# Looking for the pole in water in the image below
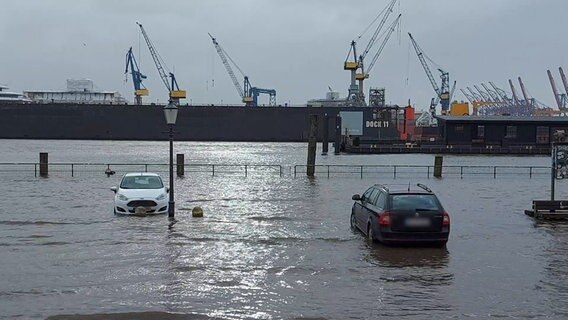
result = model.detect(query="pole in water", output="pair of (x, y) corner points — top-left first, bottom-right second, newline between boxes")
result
(39, 152), (48, 177)
(322, 113), (329, 155)
(307, 114), (318, 177)
(334, 115), (342, 155)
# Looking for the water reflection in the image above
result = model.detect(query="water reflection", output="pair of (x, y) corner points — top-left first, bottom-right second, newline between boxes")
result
(367, 244), (450, 268)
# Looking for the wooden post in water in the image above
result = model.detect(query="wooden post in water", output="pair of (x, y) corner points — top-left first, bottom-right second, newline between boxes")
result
(334, 115), (342, 155)
(322, 113), (329, 155)
(176, 153), (184, 177)
(434, 155), (443, 178)
(39, 152), (48, 177)
(307, 114), (318, 177)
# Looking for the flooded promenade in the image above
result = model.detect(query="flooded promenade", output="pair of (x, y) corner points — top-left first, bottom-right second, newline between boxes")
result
(0, 140), (567, 319)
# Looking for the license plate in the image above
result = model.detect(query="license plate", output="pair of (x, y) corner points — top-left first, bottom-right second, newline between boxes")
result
(405, 217), (431, 227)
(134, 207), (147, 214)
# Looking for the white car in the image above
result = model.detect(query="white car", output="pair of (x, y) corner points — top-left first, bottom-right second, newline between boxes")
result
(111, 172), (169, 215)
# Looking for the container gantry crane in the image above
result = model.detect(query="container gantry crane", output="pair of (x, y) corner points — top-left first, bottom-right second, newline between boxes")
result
(209, 33), (276, 107)
(344, 0), (398, 107)
(125, 47), (149, 105)
(137, 22), (186, 104)
(408, 33), (451, 116)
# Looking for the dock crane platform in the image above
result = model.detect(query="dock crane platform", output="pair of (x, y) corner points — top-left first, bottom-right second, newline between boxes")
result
(344, 0), (398, 107)
(209, 33), (276, 107)
(137, 22), (186, 104)
(125, 47), (149, 105)
(409, 33), (451, 116)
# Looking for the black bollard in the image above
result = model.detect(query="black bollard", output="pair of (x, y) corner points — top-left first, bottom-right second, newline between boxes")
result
(434, 155), (443, 178)
(307, 114), (318, 177)
(334, 115), (342, 155)
(176, 153), (184, 177)
(39, 152), (48, 177)
(322, 113), (329, 155)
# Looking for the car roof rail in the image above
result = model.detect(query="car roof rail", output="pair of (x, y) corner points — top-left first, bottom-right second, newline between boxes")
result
(416, 183), (432, 193)
(374, 184), (389, 192)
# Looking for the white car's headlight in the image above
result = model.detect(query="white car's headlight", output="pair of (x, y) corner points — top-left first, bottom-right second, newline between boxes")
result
(155, 193), (166, 201)
(117, 193), (129, 201)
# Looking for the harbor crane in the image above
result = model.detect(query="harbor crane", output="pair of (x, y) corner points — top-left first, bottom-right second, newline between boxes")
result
(344, 0), (398, 107)
(409, 33), (451, 116)
(547, 69), (568, 112)
(137, 22), (186, 104)
(125, 47), (149, 105)
(209, 33), (276, 107)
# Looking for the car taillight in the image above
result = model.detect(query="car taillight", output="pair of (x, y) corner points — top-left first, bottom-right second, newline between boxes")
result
(379, 211), (391, 226)
(443, 212), (450, 225)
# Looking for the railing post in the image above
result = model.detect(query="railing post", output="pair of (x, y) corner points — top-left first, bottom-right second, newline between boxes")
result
(294, 166), (297, 178)
(460, 166), (463, 179)
(394, 166), (397, 179)
(328, 165), (330, 178)
(530, 167), (533, 179)
(71, 164), (74, 177)
(494, 166), (497, 179)
(245, 165), (248, 177)
(279, 166), (282, 177)
(212, 165), (215, 177)
(34, 163), (37, 177)
(427, 166), (430, 179)
(145, 164), (148, 172)
(360, 165), (363, 179)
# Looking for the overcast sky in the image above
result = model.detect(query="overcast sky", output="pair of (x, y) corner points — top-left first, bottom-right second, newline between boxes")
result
(1, 0), (567, 110)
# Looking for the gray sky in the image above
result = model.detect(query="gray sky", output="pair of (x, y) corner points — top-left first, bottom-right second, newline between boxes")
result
(1, 0), (567, 110)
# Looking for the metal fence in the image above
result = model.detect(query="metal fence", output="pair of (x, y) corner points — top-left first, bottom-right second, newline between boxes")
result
(0, 162), (552, 179)
(293, 164), (551, 179)
(0, 163), (284, 178)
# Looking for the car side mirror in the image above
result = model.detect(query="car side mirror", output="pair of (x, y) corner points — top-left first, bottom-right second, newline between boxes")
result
(352, 194), (361, 201)
(110, 186), (117, 193)
(165, 187), (170, 193)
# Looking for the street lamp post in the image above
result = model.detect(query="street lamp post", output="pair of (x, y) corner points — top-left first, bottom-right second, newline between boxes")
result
(163, 100), (179, 220)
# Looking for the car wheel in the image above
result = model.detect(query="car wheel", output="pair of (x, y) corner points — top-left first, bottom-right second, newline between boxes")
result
(367, 224), (375, 243)
(350, 213), (357, 231)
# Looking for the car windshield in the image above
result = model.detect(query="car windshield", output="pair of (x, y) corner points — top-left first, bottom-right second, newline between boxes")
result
(120, 176), (163, 189)
(391, 194), (441, 211)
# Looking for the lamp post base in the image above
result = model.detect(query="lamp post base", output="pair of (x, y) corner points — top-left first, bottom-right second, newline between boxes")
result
(168, 201), (175, 219)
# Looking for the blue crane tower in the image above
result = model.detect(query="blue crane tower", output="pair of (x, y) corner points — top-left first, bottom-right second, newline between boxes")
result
(409, 33), (451, 116)
(137, 22), (186, 104)
(209, 33), (276, 107)
(125, 47), (148, 105)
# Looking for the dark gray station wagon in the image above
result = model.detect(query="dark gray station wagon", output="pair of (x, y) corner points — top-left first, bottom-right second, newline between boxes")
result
(351, 183), (450, 246)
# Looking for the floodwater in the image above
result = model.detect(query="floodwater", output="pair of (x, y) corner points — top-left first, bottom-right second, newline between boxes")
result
(0, 140), (567, 319)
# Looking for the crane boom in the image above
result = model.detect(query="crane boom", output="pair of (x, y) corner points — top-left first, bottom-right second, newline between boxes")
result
(409, 33), (440, 96)
(559, 67), (568, 96)
(366, 14), (401, 74)
(360, 0), (398, 62)
(518, 77), (531, 109)
(125, 47), (148, 105)
(209, 33), (245, 99)
(548, 69), (562, 109)
(137, 22), (170, 91)
(508, 79), (520, 106)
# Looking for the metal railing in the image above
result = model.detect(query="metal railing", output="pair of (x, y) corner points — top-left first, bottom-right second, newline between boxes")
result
(293, 164), (551, 179)
(0, 163), (283, 178)
(0, 162), (552, 179)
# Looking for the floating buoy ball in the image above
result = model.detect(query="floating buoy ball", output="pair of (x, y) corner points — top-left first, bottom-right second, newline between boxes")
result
(192, 206), (204, 218)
